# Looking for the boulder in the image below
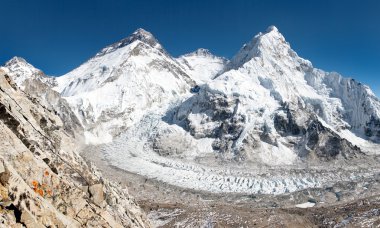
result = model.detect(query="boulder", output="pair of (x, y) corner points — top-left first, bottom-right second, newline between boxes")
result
(89, 184), (105, 207)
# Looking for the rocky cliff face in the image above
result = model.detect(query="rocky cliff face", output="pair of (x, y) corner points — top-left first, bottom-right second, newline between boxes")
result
(0, 69), (150, 227)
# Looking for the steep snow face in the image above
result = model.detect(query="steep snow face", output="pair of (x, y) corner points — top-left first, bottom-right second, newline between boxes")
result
(177, 48), (228, 84)
(306, 70), (380, 139)
(3, 57), (56, 89)
(55, 29), (194, 143)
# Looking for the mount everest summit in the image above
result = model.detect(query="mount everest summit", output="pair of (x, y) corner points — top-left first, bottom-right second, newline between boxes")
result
(2, 25), (380, 226)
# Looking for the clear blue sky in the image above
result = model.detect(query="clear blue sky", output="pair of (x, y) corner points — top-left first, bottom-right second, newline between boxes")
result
(2, 0), (380, 96)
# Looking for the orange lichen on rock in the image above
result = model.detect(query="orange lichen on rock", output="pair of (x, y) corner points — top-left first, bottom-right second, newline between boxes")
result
(32, 180), (39, 188)
(37, 188), (44, 197)
(44, 170), (49, 176)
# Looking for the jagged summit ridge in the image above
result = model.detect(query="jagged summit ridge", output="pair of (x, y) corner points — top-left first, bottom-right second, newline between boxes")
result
(95, 28), (164, 57)
(2, 56), (54, 90)
(5, 56), (29, 66)
(4, 56), (39, 73)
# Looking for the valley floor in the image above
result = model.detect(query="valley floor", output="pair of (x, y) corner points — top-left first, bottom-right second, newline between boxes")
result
(82, 146), (380, 227)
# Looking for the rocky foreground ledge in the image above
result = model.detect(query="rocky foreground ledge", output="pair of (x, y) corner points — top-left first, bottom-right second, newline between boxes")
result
(0, 69), (150, 227)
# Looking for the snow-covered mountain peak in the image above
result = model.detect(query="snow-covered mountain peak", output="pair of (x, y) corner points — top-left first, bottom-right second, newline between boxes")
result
(266, 25), (279, 33)
(54, 28), (196, 143)
(228, 25), (291, 69)
(95, 28), (164, 57)
(130, 28), (160, 47)
(164, 25), (380, 167)
(133, 27), (153, 37)
(5, 56), (38, 73)
(184, 48), (214, 57)
(181, 48), (228, 62)
(2, 56), (51, 89)
(177, 49), (228, 84)
(261, 25), (284, 41)
(180, 48), (228, 62)
(5, 56), (28, 66)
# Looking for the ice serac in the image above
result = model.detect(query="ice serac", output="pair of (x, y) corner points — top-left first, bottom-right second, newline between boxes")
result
(55, 28), (194, 143)
(177, 48), (228, 84)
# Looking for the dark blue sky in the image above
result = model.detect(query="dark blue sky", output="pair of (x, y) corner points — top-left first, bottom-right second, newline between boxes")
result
(2, 0), (380, 95)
